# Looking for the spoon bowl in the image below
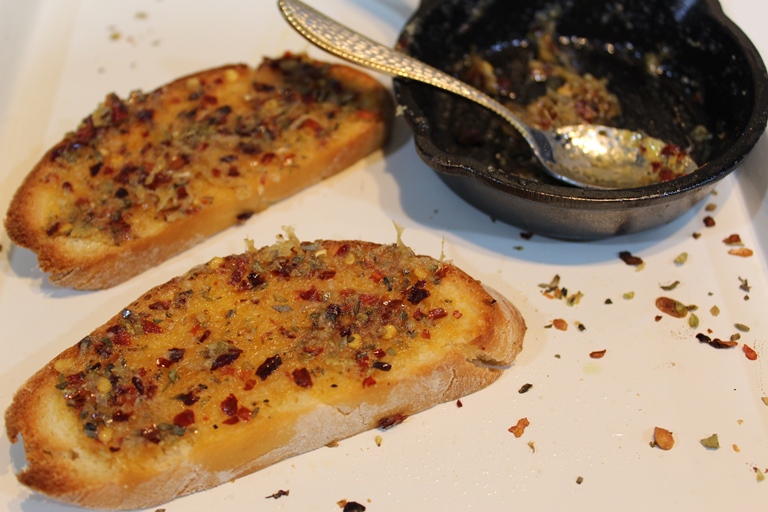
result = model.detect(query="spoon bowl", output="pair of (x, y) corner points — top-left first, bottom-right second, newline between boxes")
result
(277, 0), (696, 189)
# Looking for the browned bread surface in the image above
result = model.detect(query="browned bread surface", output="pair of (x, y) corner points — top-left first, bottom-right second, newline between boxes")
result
(5, 235), (526, 510)
(4, 53), (393, 289)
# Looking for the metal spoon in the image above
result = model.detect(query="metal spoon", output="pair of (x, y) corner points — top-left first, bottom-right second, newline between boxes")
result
(277, 0), (698, 189)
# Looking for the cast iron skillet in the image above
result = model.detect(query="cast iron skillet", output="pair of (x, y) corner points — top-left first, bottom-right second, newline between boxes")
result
(393, 0), (768, 239)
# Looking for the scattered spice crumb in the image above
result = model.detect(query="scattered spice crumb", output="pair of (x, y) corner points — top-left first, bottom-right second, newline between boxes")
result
(554, 354), (561, 359)
(656, 297), (688, 318)
(605, 298), (613, 304)
(508, 417), (530, 438)
(340, 500), (366, 512)
(703, 215), (716, 227)
(731, 333), (742, 342)
(674, 252), (688, 265)
(729, 248), (754, 257)
(696, 333), (738, 349)
(518, 383), (533, 394)
(700, 434), (720, 449)
(589, 350), (607, 359)
(734, 323), (751, 332)
(619, 251), (643, 266)
(623, 291), (635, 300)
(689, 313), (699, 328)
(733, 444), (741, 452)
(739, 277), (751, 292)
(513, 246), (524, 251)
(660, 280), (681, 291)
(755, 468), (765, 483)
(705, 203), (717, 211)
(761, 397), (768, 406)
(710, 305), (720, 316)
(456, 399), (463, 408)
(520, 232), (534, 240)
(135, 11), (148, 19)
(576, 322), (586, 331)
(654, 315), (662, 322)
(743, 344), (758, 361)
(576, 476), (584, 485)
(652, 426), (675, 450)
(326, 440), (339, 447)
(527, 441), (536, 453)
(552, 319), (568, 331)
(723, 234), (743, 246)
(374, 435), (383, 447)
(266, 490), (290, 499)
(692, 232), (702, 239)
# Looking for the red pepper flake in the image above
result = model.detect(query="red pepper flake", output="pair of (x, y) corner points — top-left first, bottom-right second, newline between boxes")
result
(335, 244), (351, 257)
(696, 333), (738, 349)
(298, 285), (323, 301)
(421, 329), (431, 339)
(362, 376), (376, 388)
(456, 399), (463, 408)
(265, 490), (290, 500)
(655, 297), (688, 318)
(223, 416), (239, 425)
(722, 234), (743, 245)
(174, 391), (200, 406)
(744, 344), (758, 361)
(369, 270), (385, 283)
(405, 280), (430, 305)
(453, 310), (463, 319)
(198, 329), (212, 344)
(728, 248), (754, 257)
(141, 425), (162, 444)
(703, 216), (716, 227)
(552, 318), (568, 331)
(173, 410), (195, 428)
(142, 319), (163, 334)
(211, 346), (243, 371)
(236, 406), (253, 422)
(243, 379), (256, 391)
(378, 413), (407, 429)
(292, 368), (313, 388)
(112, 410), (132, 422)
(427, 308), (448, 319)
(106, 325), (132, 346)
(256, 354), (283, 380)
(589, 349), (607, 359)
(221, 393), (239, 416)
(619, 251), (643, 266)
(372, 361), (392, 371)
(508, 417), (530, 438)
(148, 300), (171, 311)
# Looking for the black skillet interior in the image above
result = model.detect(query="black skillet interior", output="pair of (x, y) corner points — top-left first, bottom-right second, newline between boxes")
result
(393, 0), (768, 238)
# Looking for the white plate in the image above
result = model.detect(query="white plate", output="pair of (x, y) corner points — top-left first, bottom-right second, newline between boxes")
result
(1, 1), (767, 510)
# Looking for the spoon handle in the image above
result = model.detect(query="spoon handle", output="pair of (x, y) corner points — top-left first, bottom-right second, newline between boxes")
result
(277, 0), (536, 147)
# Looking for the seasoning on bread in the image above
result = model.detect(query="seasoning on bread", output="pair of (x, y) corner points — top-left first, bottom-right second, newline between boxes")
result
(5, 233), (526, 510)
(4, 53), (393, 289)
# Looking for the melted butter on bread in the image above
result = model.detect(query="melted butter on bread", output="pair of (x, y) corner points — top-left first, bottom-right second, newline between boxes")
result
(5, 236), (525, 510)
(4, 53), (392, 289)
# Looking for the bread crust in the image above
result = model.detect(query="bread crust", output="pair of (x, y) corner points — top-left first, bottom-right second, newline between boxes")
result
(5, 237), (525, 509)
(4, 54), (393, 289)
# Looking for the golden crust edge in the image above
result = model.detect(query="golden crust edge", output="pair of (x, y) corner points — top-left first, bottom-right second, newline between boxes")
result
(3, 59), (393, 290)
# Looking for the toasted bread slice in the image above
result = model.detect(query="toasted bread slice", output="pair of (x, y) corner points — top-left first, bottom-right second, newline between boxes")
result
(5, 234), (525, 510)
(4, 53), (392, 289)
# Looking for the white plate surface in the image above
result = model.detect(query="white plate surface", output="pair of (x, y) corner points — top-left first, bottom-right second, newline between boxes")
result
(1, 1), (768, 510)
